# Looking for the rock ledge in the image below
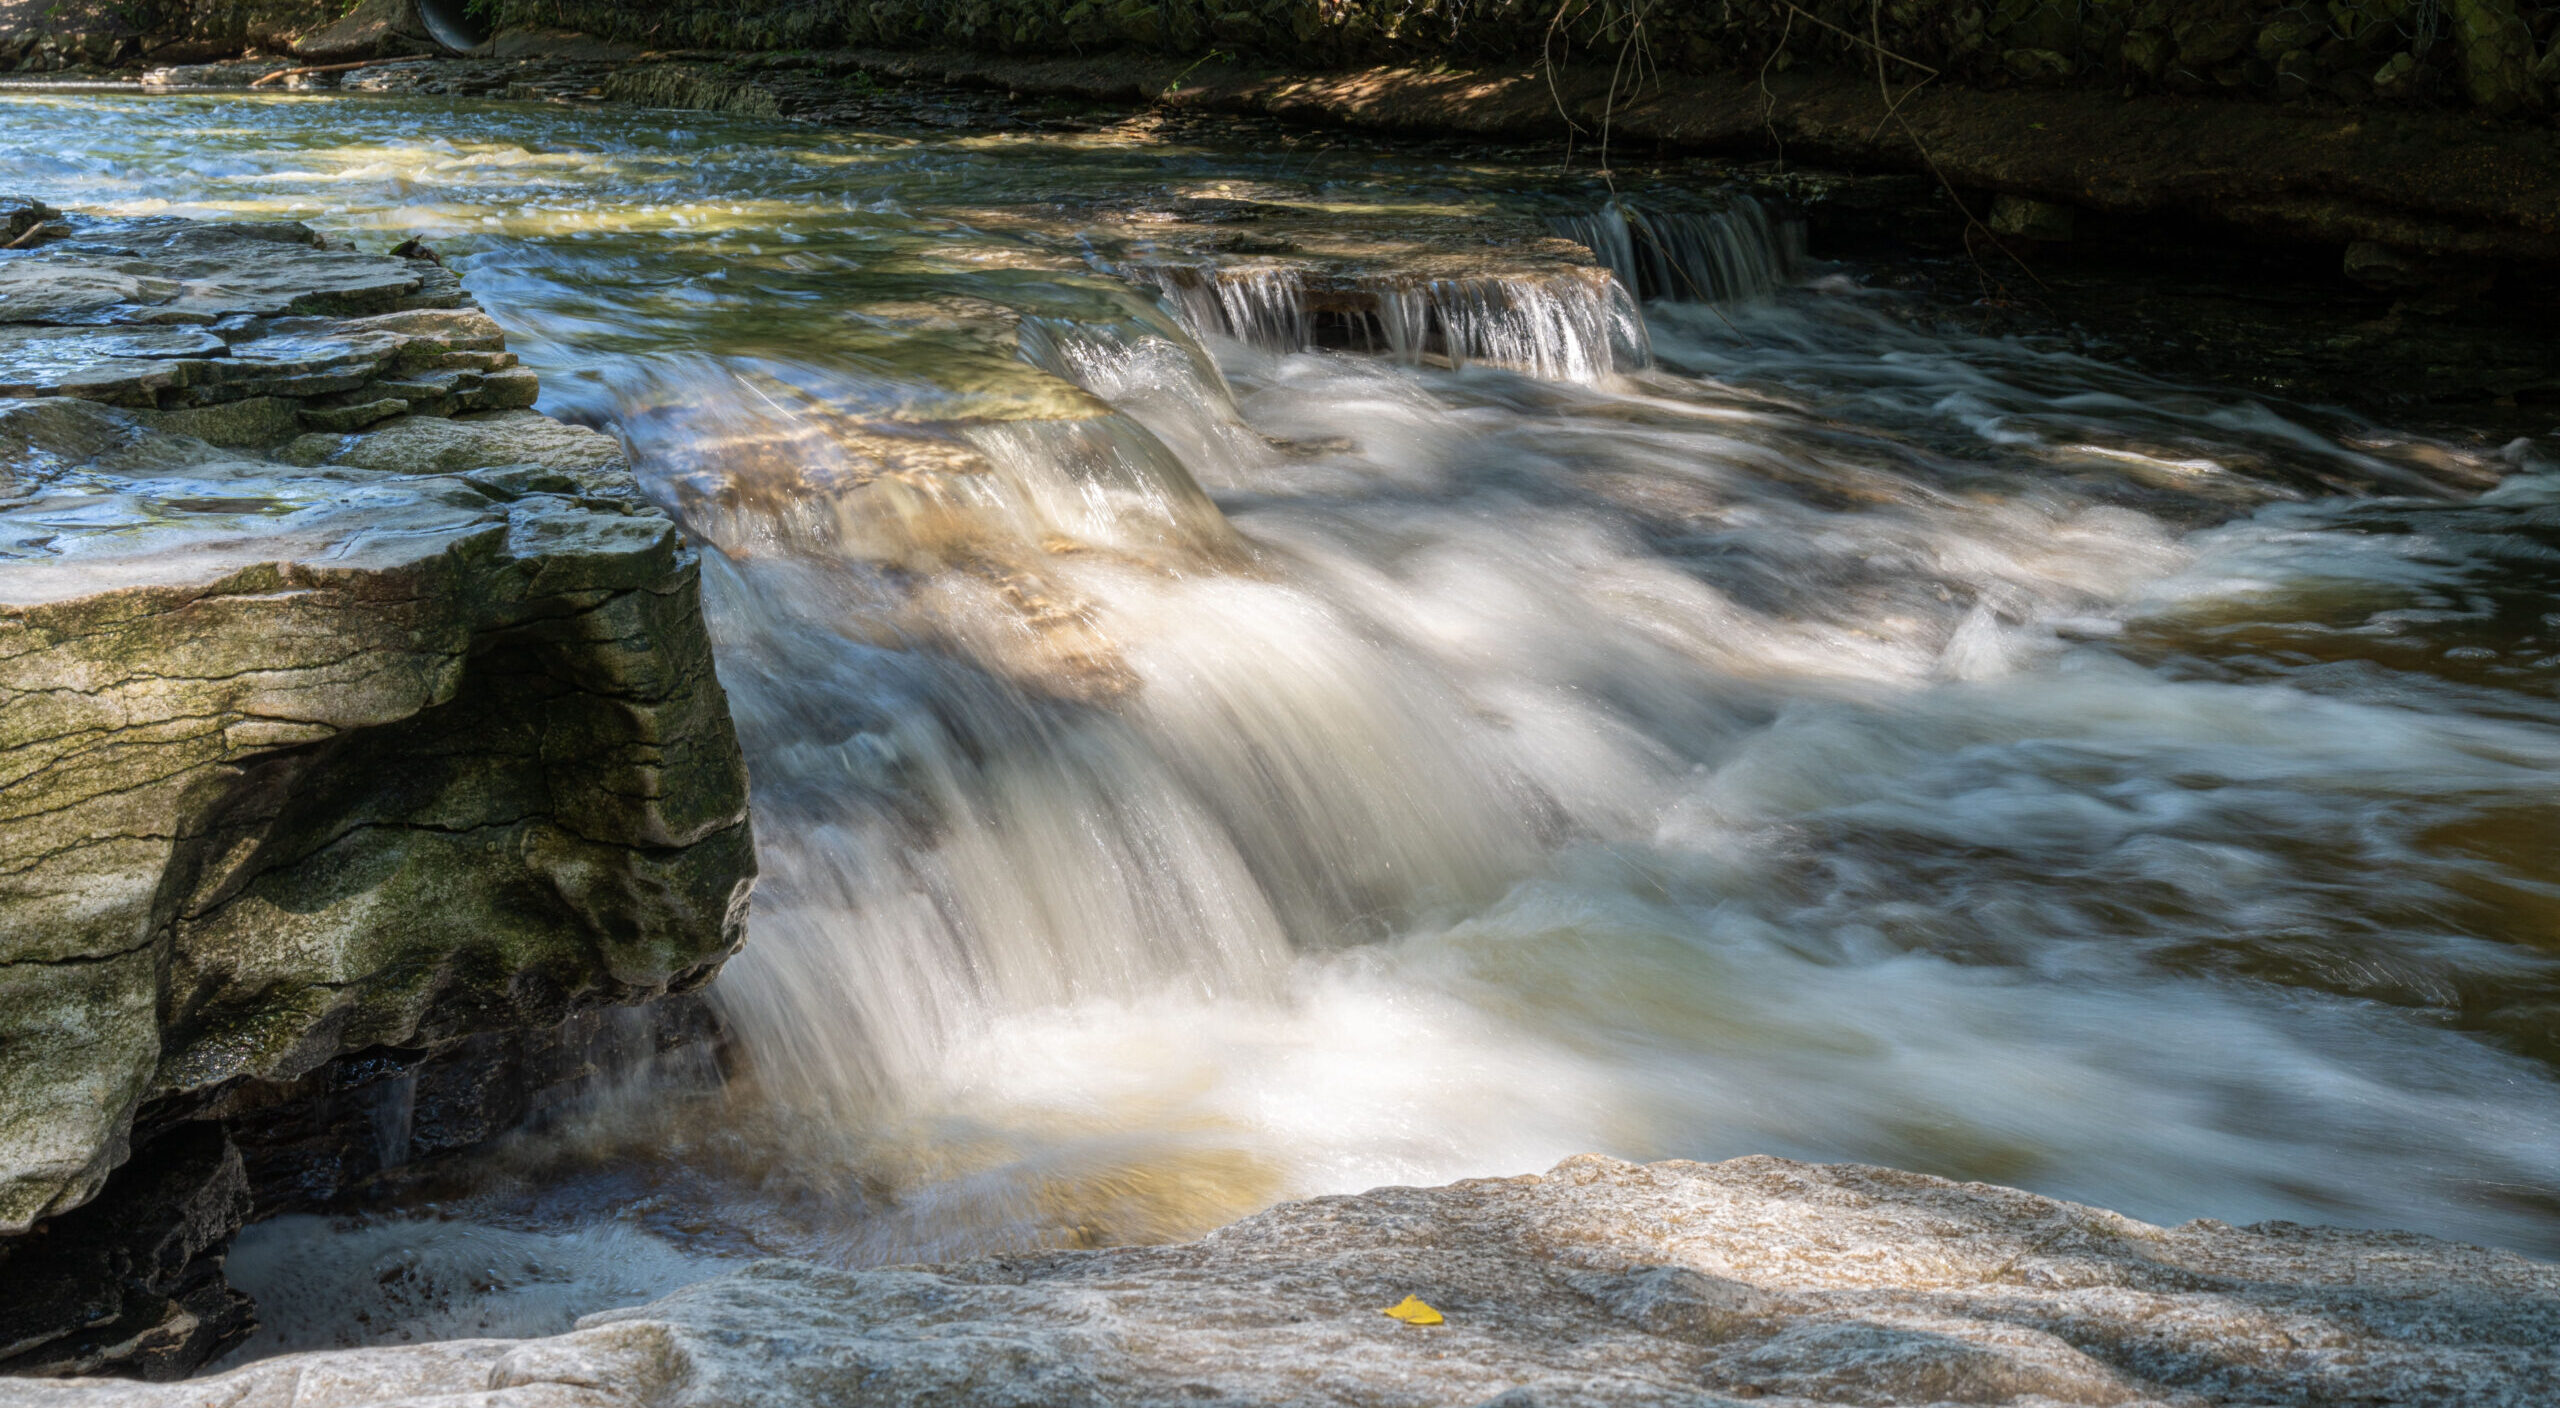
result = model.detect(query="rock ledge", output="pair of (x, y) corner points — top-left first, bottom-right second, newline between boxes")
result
(0, 201), (754, 1377)
(9, 1155), (2557, 1406)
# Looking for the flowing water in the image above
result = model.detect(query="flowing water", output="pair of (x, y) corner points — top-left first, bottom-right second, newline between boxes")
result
(5, 87), (2559, 1356)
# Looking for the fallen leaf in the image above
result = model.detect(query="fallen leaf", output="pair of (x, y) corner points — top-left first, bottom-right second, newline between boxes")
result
(1381, 1295), (1444, 1326)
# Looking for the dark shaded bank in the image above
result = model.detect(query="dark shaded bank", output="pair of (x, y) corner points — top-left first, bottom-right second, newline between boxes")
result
(675, 45), (2560, 266)
(489, 0), (2560, 120)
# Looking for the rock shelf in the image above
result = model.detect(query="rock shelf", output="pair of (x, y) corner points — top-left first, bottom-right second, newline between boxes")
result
(4, 1155), (2554, 1406)
(0, 201), (754, 1378)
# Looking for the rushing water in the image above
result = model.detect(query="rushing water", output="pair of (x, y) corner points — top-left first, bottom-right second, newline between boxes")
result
(6, 87), (2558, 1355)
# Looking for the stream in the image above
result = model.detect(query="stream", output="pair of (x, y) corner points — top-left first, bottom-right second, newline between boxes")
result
(5, 85), (2559, 1358)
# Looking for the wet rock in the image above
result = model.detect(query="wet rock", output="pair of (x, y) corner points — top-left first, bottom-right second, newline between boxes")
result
(207, 995), (727, 1212)
(0, 214), (753, 1375)
(2, 196), (59, 249)
(0, 1126), (251, 1380)
(2342, 238), (2497, 310)
(7, 1154), (2554, 1406)
(1987, 192), (2075, 241)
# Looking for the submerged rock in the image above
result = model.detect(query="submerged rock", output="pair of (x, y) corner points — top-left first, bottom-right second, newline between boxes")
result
(6, 1154), (2554, 1405)
(0, 215), (753, 1377)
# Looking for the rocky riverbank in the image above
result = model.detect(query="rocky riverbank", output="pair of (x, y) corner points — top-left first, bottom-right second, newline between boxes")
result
(0, 201), (754, 1377)
(4, 1154), (2556, 1406)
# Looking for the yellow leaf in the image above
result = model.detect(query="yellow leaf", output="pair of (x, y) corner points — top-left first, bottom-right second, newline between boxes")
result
(1380, 1295), (1444, 1326)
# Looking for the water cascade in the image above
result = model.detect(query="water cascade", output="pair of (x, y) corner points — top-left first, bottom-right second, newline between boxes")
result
(6, 89), (2557, 1358)
(1550, 196), (1800, 303)
(1143, 262), (1648, 380)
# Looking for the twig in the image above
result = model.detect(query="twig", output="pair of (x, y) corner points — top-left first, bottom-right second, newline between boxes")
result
(1542, 0), (1594, 171)
(1756, 6), (1796, 169)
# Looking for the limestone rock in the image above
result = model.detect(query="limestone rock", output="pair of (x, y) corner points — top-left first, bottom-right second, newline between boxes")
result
(0, 214), (753, 1371)
(6, 1155), (2555, 1406)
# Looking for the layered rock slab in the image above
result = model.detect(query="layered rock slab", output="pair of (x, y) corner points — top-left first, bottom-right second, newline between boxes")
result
(0, 213), (752, 1375)
(4, 1154), (2554, 1407)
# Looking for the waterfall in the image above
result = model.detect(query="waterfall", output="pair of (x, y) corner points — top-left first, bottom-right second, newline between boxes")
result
(1141, 262), (1648, 382)
(1373, 271), (1650, 382)
(1152, 263), (1311, 352)
(1549, 197), (1800, 304)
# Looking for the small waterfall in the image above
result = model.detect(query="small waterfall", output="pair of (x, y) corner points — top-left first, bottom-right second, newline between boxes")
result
(1374, 271), (1650, 382)
(1153, 263), (1310, 352)
(1550, 197), (1800, 304)
(1141, 262), (1648, 383)
(366, 1070), (416, 1172)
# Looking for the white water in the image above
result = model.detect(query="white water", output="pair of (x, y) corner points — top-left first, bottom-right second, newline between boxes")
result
(5, 90), (2555, 1363)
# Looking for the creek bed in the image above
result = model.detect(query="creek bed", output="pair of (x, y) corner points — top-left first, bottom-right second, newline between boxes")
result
(4, 84), (2557, 1357)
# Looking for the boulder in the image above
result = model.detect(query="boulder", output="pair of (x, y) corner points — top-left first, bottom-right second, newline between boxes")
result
(3, 1155), (2553, 1406)
(0, 215), (753, 1376)
(2447, 0), (2540, 112)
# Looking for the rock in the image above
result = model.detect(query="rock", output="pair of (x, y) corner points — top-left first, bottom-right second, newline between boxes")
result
(0, 1126), (252, 1380)
(2000, 47), (2077, 84)
(2373, 48), (2419, 96)
(2447, 0), (2539, 111)
(5, 1155), (2555, 1406)
(2119, 28), (2172, 80)
(290, 0), (440, 63)
(2342, 238), (2496, 309)
(2255, 13), (2331, 62)
(213, 994), (726, 1212)
(2170, 16), (2251, 69)
(2274, 47), (2320, 98)
(1987, 192), (2075, 241)
(2, 197), (59, 249)
(0, 214), (754, 1375)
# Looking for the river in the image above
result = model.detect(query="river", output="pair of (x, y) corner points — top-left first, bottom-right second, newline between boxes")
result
(5, 84), (2557, 1357)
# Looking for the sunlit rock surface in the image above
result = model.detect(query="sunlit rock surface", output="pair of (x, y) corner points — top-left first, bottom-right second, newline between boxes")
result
(0, 212), (753, 1375)
(6, 1155), (2554, 1406)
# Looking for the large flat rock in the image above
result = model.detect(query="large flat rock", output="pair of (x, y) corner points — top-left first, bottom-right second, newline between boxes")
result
(0, 215), (754, 1378)
(5, 1154), (2554, 1406)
